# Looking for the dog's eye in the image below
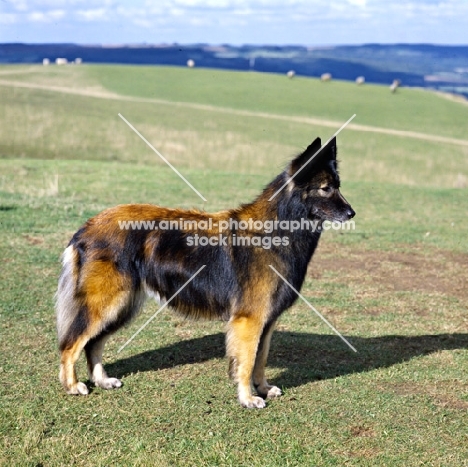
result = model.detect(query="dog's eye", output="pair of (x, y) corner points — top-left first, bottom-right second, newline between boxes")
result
(320, 186), (332, 193)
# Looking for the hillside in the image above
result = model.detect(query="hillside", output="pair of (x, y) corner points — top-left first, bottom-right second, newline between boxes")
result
(1, 64), (467, 191)
(1, 43), (468, 97)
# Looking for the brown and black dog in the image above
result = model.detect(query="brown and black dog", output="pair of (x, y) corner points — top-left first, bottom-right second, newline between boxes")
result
(56, 136), (355, 408)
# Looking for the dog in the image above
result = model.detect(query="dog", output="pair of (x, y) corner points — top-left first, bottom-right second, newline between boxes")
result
(56, 136), (355, 408)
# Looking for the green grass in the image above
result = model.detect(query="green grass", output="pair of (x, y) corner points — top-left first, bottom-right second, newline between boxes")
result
(0, 64), (467, 466)
(87, 65), (468, 140)
(1, 66), (467, 189)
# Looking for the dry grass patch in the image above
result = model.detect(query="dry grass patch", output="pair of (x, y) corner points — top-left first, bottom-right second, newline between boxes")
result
(381, 378), (468, 410)
(137, 123), (293, 173)
(310, 242), (468, 301)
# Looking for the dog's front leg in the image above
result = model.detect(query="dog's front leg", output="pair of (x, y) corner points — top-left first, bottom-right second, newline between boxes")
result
(253, 319), (282, 399)
(226, 315), (266, 408)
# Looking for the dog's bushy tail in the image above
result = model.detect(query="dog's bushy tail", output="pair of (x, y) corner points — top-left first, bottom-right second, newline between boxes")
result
(55, 245), (81, 350)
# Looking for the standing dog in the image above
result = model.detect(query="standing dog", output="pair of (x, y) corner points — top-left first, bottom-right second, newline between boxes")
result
(56, 136), (355, 408)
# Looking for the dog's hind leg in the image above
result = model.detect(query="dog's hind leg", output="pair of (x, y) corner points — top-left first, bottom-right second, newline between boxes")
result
(85, 334), (122, 390)
(85, 290), (146, 390)
(57, 253), (137, 395)
(253, 319), (282, 399)
(59, 292), (133, 395)
(226, 314), (266, 409)
(58, 305), (119, 395)
(59, 334), (93, 395)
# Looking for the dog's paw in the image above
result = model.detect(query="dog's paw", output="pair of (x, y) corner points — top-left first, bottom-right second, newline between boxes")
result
(255, 384), (282, 399)
(95, 377), (122, 390)
(266, 385), (282, 399)
(239, 395), (267, 409)
(66, 382), (89, 396)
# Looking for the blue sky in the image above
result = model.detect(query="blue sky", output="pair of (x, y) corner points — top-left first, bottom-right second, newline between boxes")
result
(1, 0), (467, 45)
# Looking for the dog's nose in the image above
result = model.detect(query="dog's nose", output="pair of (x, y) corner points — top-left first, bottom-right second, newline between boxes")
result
(347, 208), (355, 219)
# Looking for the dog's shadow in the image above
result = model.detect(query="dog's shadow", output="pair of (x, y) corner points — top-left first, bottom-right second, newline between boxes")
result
(106, 332), (468, 389)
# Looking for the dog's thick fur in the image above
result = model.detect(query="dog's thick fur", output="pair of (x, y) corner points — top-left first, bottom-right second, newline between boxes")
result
(56, 136), (355, 408)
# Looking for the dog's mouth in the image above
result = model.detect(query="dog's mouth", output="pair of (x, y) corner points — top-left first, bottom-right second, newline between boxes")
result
(310, 207), (355, 223)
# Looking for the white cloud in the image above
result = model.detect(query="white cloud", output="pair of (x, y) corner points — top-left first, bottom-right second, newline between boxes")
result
(346, 0), (367, 7)
(7, 0), (30, 12)
(1, 0), (467, 44)
(172, 0), (233, 7)
(27, 9), (65, 22)
(76, 8), (108, 22)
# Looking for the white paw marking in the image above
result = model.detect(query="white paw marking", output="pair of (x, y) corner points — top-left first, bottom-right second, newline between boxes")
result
(96, 377), (122, 390)
(240, 395), (266, 409)
(266, 386), (282, 399)
(67, 382), (89, 395)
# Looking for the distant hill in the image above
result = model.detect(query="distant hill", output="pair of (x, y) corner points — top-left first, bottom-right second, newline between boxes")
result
(1, 43), (467, 97)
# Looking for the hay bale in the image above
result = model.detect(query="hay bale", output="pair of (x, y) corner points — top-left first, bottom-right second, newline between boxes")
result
(390, 79), (401, 93)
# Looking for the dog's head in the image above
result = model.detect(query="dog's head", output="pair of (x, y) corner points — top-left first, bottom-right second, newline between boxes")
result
(289, 136), (355, 223)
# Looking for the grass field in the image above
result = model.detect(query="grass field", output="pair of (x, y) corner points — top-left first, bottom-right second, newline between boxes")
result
(0, 64), (467, 466)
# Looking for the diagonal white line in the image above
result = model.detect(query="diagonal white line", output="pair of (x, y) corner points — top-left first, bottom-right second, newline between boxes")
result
(117, 265), (206, 353)
(118, 113), (207, 202)
(268, 114), (356, 201)
(269, 265), (357, 353)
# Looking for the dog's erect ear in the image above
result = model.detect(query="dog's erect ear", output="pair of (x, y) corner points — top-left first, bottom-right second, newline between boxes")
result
(322, 136), (337, 161)
(290, 136), (337, 184)
(290, 137), (321, 177)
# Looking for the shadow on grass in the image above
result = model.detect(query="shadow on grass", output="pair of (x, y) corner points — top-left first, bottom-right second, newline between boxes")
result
(106, 332), (468, 389)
